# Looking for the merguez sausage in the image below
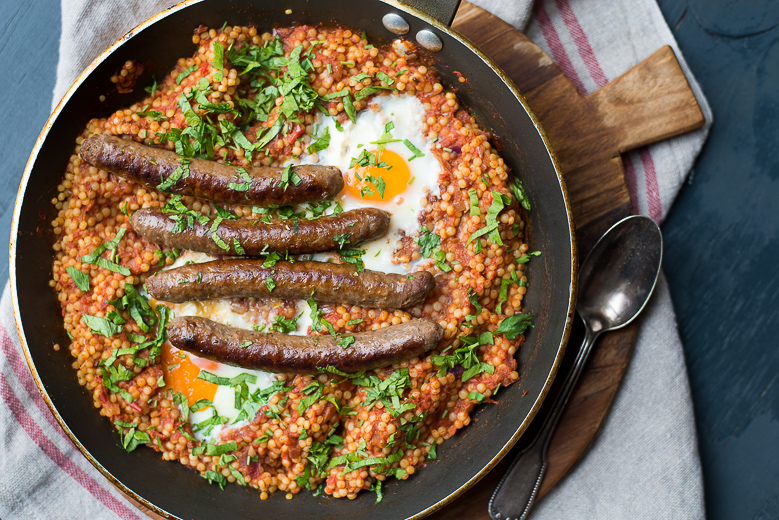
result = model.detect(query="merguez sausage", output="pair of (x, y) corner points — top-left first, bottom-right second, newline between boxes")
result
(80, 134), (344, 205)
(131, 207), (390, 255)
(166, 316), (444, 373)
(147, 259), (435, 309)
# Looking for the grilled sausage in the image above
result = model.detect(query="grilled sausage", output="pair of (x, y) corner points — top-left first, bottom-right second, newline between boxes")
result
(80, 134), (344, 205)
(147, 259), (435, 309)
(166, 316), (444, 373)
(131, 207), (390, 255)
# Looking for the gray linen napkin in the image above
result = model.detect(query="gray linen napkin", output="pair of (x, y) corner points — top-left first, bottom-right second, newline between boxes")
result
(1, 0), (711, 518)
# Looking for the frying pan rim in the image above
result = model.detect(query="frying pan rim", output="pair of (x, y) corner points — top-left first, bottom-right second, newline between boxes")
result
(9, 0), (577, 518)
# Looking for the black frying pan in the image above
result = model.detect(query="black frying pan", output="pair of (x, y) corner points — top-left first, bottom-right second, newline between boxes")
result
(10, 1), (576, 518)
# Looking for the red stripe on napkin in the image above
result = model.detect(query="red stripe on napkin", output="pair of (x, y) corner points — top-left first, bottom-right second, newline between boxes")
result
(0, 371), (143, 520)
(534, 1), (588, 95)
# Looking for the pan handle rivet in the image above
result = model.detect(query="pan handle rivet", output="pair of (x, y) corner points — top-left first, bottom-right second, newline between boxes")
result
(416, 29), (443, 52)
(383, 13), (410, 34)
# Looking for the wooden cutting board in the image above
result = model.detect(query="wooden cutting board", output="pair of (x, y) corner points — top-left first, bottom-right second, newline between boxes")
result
(127, 3), (704, 518)
(427, 2), (705, 518)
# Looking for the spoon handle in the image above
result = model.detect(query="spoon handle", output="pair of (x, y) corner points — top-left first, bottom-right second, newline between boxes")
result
(488, 324), (601, 520)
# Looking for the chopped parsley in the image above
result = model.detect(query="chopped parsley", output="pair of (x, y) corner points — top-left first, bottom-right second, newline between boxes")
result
(468, 391), (487, 403)
(337, 335), (356, 349)
(468, 191), (512, 251)
(297, 381), (324, 415)
(198, 371), (257, 387)
(517, 250), (542, 264)
(339, 248), (366, 272)
(212, 41), (225, 81)
(415, 227), (452, 272)
(80, 227), (130, 275)
(416, 228), (440, 258)
(468, 189), (480, 216)
(227, 167), (253, 192)
(354, 84), (393, 101)
(262, 252), (281, 268)
(307, 127), (331, 154)
(82, 314), (123, 337)
(107, 282), (157, 333)
(66, 266), (90, 291)
(403, 139), (425, 161)
(269, 313), (300, 333)
(136, 106), (166, 120)
(495, 313), (534, 340)
(203, 470), (227, 489)
(363, 173), (386, 198)
(376, 71), (395, 85)
(352, 369), (414, 416)
(157, 156), (192, 192)
(332, 233), (351, 249)
(307, 298), (323, 333)
(279, 164), (301, 190)
(175, 65), (198, 84)
(118, 424), (151, 452)
(144, 76), (158, 97)
(510, 176), (531, 211)
(370, 122), (400, 151)
(432, 332), (496, 382)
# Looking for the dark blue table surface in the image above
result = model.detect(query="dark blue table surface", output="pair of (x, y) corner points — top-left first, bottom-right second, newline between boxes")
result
(1, 1), (776, 518)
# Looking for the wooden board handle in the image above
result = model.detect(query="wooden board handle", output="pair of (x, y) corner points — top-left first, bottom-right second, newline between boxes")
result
(587, 45), (705, 153)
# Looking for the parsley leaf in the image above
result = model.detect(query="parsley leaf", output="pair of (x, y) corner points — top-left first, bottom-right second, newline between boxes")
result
(307, 127), (331, 154)
(337, 336), (355, 349)
(227, 167), (253, 192)
(157, 157), (192, 192)
(468, 391), (486, 403)
(212, 42), (225, 81)
(416, 228), (440, 258)
(80, 227), (130, 276)
(517, 250), (542, 264)
(468, 189), (480, 216)
(82, 314), (123, 337)
(332, 233), (351, 249)
(144, 77), (158, 97)
(402, 139), (425, 161)
(496, 313), (534, 340)
(279, 164), (301, 190)
(66, 267), (90, 291)
(339, 247), (366, 270)
(307, 298), (323, 332)
(175, 65), (198, 84)
(297, 381), (324, 415)
(510, 177), (531, 211)
(343, 93), (357, 123)
(468, 191), (512, 248)
(270, 313), (300, 333)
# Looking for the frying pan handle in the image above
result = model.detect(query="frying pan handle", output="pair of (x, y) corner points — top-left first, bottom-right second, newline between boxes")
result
(399, 0), (462, 26)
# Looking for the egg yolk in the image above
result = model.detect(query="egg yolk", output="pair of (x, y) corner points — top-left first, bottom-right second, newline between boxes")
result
(161, 341), (218, 407)
(345, 149), (411, 202)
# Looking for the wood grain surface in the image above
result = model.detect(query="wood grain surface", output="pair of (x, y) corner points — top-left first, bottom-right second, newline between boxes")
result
(124, 3), (704, 518)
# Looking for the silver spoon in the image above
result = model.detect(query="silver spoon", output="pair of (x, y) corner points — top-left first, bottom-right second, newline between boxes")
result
(488, 214), (663, 520)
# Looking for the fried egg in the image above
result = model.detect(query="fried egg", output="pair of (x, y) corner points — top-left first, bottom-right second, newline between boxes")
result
(156, 252), (281, 442)
(303, 92), (443, 274)
(159, 93), (442, 442)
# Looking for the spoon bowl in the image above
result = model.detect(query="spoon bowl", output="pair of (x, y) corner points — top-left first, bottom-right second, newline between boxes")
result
(578, 215), (663, 334)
